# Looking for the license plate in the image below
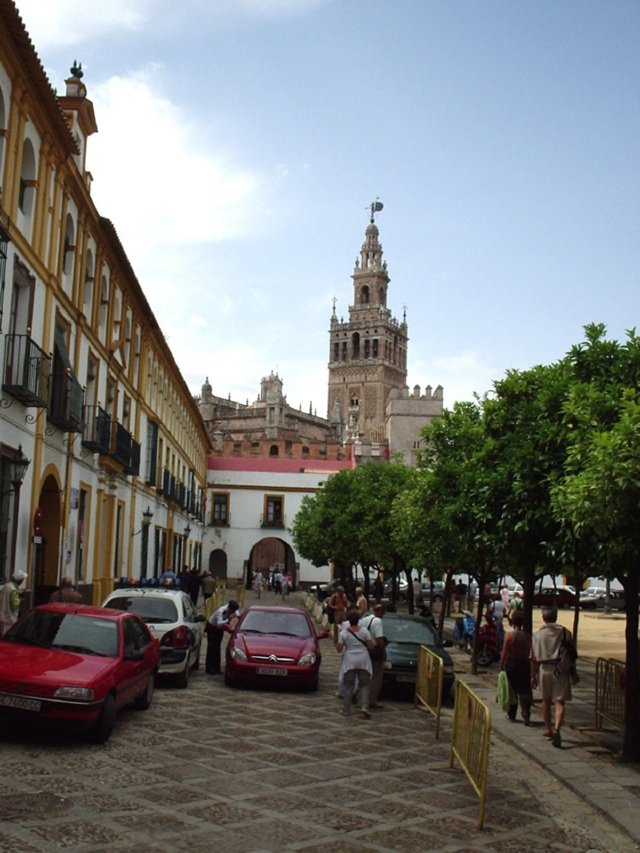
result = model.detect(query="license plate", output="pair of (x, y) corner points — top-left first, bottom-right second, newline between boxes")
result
(396, 675), (416, 684)
(0, 693), (42, 712)
(256, 667), (288, 677)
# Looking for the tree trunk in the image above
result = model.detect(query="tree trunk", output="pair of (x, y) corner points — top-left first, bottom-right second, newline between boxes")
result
(622, 571), (640, 762)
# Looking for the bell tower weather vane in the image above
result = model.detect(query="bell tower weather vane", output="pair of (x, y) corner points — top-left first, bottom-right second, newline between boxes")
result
(369, 198), (384, 223)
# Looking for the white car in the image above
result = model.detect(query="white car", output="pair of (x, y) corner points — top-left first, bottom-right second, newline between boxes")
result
(102, 586), (204, 687)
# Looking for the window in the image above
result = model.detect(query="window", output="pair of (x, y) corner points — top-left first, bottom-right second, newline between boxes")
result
(212, 493), (229, 526)
(269, 444), (279, 457)
(0, 225), (8, 332)
(18, 138), (37, 222)
(263, 495), (284, 528)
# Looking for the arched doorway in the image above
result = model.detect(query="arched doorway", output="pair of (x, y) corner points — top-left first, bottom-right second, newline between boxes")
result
(209, 548), (227, 580)
(248, 537), (298, 590)
(34, 474), (63, 604)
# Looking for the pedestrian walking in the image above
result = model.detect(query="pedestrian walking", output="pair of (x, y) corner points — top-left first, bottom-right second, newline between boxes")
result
(359, 602), (386, 709)
(201, 571), (215, 601)
(253, 569), (264, 598)
(336, 609), (374, 718)
(327, 586), (349, 642)
(499, 610), (532, 724)
(531, 605), (578, 748)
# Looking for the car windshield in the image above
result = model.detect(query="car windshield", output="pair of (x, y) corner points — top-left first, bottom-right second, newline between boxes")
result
(104, 596), (178, 624)
(240, 611), (311, 637)
(4, 610), (118, 657)
(383, 618), (438, 646)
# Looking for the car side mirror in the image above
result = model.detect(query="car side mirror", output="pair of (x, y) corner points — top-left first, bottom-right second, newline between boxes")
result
(317, 630), (330, 640)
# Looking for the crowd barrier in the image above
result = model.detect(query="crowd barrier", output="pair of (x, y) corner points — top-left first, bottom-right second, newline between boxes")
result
(595, 657), (625, 731)
(414, 645), (444, 739)
(448, 680), (491, 829)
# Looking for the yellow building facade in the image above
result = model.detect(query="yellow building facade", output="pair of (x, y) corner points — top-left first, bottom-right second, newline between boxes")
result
(0, 0), (210, 605)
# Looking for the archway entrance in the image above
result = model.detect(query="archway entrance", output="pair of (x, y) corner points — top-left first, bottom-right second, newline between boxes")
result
(209, 548), (227, 580)
(34, 474), (62, 604)
(247, 537), (298, 590)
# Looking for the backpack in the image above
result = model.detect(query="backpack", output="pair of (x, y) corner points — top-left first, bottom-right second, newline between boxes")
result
(555, 627), (578, 676)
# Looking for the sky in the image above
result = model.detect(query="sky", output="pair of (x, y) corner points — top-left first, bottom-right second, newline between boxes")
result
(15, 0), (640, 414)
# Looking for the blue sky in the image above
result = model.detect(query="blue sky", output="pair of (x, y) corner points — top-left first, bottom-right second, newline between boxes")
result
(16, 0), (640, 413)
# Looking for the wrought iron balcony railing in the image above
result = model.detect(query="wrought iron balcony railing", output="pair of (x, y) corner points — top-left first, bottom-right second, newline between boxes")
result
(82, 405), (112, 454)
(3, 333), (51, 407)
(49, 370), (83, 432)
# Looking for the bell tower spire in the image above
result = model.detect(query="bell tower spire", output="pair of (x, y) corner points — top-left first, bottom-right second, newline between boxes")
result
(327, 202), (408, 443)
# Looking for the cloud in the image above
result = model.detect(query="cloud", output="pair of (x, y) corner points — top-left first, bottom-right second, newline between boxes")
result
(16, 0), (151, 48)
(88, 66), (262, 257)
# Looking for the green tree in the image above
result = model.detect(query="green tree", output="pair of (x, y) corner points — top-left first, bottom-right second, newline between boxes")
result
(415, 401), (504, 672)
(552, 325), (640, 762)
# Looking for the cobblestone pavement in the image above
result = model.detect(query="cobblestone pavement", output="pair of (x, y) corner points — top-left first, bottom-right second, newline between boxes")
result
(0, 591), (637, 852)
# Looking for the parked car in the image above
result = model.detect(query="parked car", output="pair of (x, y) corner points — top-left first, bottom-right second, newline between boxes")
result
(225, 605), (329, 690)
(102, 586), (203, 687)
(0, 604), (159, 743)
(580, 587), (625, 611)
(421, 580), (446, 603)
(531, 587), (577, 608)
(380, 613), (455, 696)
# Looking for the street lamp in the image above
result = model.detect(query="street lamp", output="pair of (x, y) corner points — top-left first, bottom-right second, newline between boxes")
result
(2, 445), (30, 496)
(132, 506), (154, 536)
(1, 445), (30, 587)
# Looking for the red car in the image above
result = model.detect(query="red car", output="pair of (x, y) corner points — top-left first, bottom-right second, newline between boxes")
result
(0, 604), (160, 743)
(225, 605), (328, 691)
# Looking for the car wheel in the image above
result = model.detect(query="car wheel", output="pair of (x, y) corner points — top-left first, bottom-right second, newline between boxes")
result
(89, 694), (116, 744)
(134, 672), (155, 710)
(191, 648), (201, 670)
(175, 659), (190, 689)
(476, 646), (493, 667)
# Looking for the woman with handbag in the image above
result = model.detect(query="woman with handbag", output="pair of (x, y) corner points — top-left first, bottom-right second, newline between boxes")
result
(336, 609), (374, 718)
(499, 609), (532, 725)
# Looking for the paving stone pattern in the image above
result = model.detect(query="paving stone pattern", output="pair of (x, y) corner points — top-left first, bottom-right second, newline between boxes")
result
(0, 590), (637, 852)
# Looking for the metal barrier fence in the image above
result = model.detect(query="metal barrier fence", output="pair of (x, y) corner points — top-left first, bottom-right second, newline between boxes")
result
(595, 657), (625, 731)
(414, 645), (444, 739)
(449, 680), (491, 829)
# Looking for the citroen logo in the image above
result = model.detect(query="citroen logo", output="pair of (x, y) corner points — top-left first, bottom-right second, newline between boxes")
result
(268, 654), (278, 663)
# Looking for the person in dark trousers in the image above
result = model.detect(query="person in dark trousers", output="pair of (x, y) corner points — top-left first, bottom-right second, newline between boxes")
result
(206, 600), (240, 674)
(188, 568), (201, 606)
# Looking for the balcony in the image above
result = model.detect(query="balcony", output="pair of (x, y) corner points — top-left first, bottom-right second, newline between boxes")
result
(162, 468), (176, 500)
(82, 405), (111, 454)
(124, 437), (140, 477)
(49, 370), (83, 432)
(3, 333), (51, 407)
(260, 514), (286, 529)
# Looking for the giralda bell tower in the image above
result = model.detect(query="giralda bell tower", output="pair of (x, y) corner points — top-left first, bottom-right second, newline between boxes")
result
(327, 202), (408, 443)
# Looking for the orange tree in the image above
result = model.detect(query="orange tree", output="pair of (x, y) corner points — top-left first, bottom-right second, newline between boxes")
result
(552, 325), (640, 762)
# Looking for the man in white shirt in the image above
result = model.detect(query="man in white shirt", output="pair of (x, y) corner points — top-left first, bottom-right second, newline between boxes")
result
(206, 600), (240, 674)
(359, 603), (386, 709)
